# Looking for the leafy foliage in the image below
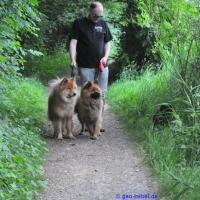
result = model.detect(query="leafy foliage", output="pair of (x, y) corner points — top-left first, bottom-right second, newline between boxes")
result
(137, 0), (200, 80)
(108, 59), (200, 199)
(0, 123), (47, 200)
(115, 0), (160, 69)
(0, 78), (47, 126)
(108, 0), (200, 199)
(23, 45), (71, 83)
(28, 0), (90, 50)
(0, 1), (49, 198)
(103, 1), (126, 60)
(0, 0), (41, 77)
(0, 77), (48, 199)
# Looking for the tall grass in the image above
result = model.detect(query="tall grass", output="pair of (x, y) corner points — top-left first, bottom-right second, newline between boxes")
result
(108, 63), (177, 138)
(108, 61), (200, 199)
(0, 77), (48, 199)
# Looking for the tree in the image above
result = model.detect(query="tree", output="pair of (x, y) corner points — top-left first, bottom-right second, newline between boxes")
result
(0, 0), (41, 77)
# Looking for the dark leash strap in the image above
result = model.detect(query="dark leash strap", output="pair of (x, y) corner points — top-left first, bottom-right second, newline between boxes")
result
(70, 65), (79, 78)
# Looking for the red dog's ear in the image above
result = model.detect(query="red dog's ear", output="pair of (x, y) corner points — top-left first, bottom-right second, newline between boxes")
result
(60, 77), (68, 87)
(71, 76), (76, 81)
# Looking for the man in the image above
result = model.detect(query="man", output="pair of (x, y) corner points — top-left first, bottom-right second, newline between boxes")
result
(69, 1), (112, 96)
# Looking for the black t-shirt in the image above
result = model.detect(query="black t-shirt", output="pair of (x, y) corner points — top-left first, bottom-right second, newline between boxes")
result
(70, 17), (112, 68)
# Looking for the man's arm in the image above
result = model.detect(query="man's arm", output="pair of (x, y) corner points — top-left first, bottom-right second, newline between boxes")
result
(69, 39), (78, 67)
(100, 41), (111, 65)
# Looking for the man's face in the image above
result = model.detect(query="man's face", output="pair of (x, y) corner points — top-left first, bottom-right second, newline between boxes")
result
(89, 6), (103, 23)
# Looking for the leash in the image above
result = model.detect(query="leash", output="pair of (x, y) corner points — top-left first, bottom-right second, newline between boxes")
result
(70, 65), (79, 78)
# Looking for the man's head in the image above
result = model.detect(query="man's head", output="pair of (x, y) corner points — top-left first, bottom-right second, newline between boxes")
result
(88, 2), (104, 23)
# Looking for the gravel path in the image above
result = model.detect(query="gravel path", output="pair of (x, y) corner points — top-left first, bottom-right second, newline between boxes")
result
(40, 105), (158, 200)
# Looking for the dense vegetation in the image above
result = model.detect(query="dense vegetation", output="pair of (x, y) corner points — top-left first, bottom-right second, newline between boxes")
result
(0, 1), (48, 199)
(108, 0), (200, 199)
(0, 0), (199, 199)
(0, 78), (47, 199)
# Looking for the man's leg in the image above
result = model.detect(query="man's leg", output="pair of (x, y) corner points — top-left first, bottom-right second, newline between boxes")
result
(97, 67), (109, 132)
(79, 67), (96, 86)
(98, 66), (109, 99)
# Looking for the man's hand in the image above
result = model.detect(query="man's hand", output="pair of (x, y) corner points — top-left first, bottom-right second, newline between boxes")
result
(100, 42), (111, 66)
(100, 56), (108, 66)
(71, 60), (77, 68)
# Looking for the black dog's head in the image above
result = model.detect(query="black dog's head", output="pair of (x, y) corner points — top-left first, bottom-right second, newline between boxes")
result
(90, 91), (100, 99)
(153, 104), (174, 129)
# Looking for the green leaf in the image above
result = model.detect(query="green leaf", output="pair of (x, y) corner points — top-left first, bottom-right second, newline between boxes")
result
(29, 0), (38, 6)
(0, 55), (7, 63)
(28, 49), (43, 56)
(13, 155), (24, 164)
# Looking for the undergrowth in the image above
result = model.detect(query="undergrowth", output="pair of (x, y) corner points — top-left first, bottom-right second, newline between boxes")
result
(23, 45), (70, 83)
(0, 77), (48, 200)
(108, 62), (200, 199)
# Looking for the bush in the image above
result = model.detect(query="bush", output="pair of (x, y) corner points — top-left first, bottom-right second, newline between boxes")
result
(0, 123), (47, 200)
(108, 60), (200, 199)
(108, 62), (177, 137)
(0, 77), (48, 199)
(23, 45), (70, 83)
(146, 128), (200, 200)
(0, 77), (47, 128)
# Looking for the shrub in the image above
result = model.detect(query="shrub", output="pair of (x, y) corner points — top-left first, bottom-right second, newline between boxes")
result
(23, 45), (70, 83)
(0, 122), (47, 200)
(0, 77), (48, 199)
(0, 77), (47, 128)
(108, 62), (177, 136)
(108, 60), (200, 199)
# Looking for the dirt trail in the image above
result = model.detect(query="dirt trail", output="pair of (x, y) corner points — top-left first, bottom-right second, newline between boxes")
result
(40, 105), (158, 200)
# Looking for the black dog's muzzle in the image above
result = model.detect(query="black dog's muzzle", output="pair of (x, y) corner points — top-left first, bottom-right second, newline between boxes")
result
(90, 92), (100, 99)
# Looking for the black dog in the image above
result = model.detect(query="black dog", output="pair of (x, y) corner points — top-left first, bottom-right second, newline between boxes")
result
(153, 104), (173, 129)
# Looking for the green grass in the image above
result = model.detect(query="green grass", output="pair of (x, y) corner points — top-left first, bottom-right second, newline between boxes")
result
(0, 77), (48, 200)
(108, 64), (200, 199)
(108, 66), (176, 138)
(23, 45), (71, 83)
(1, 78), (47, 127)
(146, 129), (200, 200)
